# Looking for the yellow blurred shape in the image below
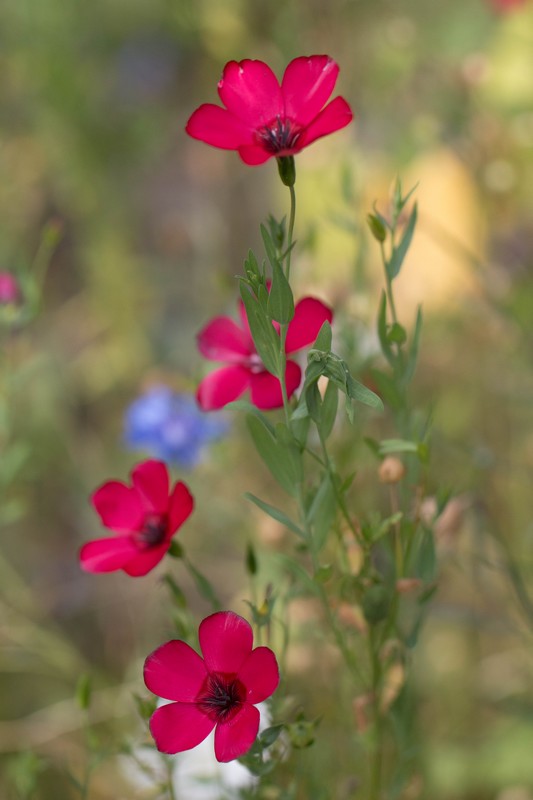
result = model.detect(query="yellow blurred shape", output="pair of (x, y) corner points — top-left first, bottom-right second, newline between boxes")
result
(395, 148), (484, 315)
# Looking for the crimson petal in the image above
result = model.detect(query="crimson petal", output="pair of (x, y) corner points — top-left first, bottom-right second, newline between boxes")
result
(239, 646), (280, 704)
(197, 365), (251, 411)
(131, 460), (169, 515)
(121, 544), (168, 576)
(91, 481), (144, 532)
(237, 144), (274, 165)
(79, 536), (138, 573)
(214, 703), (260, 762)
(197, 316), (253, 362)
(249, 360), (301, 409)
(218, 60), (283, 127)
(167, 481), (194, 536)
(285, 297), (333, 353)
(185, 104), (254, 149)
(281, 55), (339, 126)
(199, 611), (253, 673)
(144, 640), (208, 702)
(149, 702), (215, 754)
(299, 96), (353, 149)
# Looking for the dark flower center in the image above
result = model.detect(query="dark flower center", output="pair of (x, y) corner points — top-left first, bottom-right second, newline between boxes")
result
(135, 513), (168, 548)
(257, 116), (302, 154)
(197, 672), (246, 723)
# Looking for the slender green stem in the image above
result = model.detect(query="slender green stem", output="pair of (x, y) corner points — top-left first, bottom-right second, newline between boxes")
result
(368, 627), (383, 800)
(285, 184), (296, 282)
(318, 430), (359, 540)
(165, 756), (177, 800)
(379, 241), (398, 327)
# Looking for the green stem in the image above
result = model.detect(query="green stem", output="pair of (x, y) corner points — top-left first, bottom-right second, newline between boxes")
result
(368, 627), (383, 800)
(285, 184), (296, 282)
(165, 756), (177, 800)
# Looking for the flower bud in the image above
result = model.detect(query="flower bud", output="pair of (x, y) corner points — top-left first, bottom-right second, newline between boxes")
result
(395, 578), (422, 594)
(366, 213), (387, 242)
(379, 456), (406, 484)
(362, 584), (391, 625)
(276, 155), (296, 187)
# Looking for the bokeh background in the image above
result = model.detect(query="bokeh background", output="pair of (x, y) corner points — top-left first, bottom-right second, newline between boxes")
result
(1, 0), (533, 798)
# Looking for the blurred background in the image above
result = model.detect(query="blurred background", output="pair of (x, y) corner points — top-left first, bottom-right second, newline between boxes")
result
(1, 0), (533, 797)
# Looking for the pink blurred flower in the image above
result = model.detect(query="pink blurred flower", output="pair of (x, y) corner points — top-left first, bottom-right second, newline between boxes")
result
(0, 272), (21, 304)
(489, 0), (527, 10)
(144, 611), (279, 762)
(197, 296), (333, 410)
(79, 459), (193, 577)
(186, 55), (353, 165)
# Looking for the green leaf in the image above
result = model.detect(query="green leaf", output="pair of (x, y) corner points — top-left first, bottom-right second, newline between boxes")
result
(260, 223), (279, 270)
(162, 573), (187, 607)
(267, 214), (286, 250)
(245, 542), (258, 575)
(379, 438), (419, 455)
(246, 414), (299, 496)
(415, 529), (437, 583)
(272, 553), (320, 596)
(244, 249), (260, 282)
(245, 492), (307, 540)
(76, 674), (92, 710)
(240, 283), (280, 376)
(268, 258), (294, 323)
(403, 305), (423, 387)
(377, 291), (395, 365)
(225, 399), (275, 435)
(260, 724), (284, 747)
(345, 371), (384, 411)
(307, 473), (337, 551)
(133, 693), (158, 721)
(185, 560), (221, 610)
(371, 511), (404, 542)
(321, 380), (338, 439)
(305, 382), (322, 425)
(387, 203), (417, 280)
(313, 320), (332, 352)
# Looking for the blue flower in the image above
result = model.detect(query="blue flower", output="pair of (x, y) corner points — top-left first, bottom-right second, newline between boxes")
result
(124, 386), (229, 468)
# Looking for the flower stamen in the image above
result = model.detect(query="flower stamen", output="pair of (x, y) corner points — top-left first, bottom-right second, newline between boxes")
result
(257, 116), (302, 154)
(136, 514), (168, 548)
(197, 672), (246, 723)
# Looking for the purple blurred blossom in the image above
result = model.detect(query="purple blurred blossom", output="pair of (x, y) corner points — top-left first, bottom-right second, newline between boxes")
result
(124, 386), (229, 468)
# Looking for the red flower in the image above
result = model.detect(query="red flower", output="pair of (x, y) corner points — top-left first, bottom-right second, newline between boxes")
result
(197, 296), (333, 410)
(144, 611), (280, 762)
(79, 459), (193, 577)
(186, 55), (353, 165)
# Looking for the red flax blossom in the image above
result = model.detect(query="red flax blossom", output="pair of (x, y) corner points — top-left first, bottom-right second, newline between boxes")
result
(186, 55), (353, 165)
(79, 459), (193, 577)
(197, 296), (333, 410)
(144, 611), (279, 762)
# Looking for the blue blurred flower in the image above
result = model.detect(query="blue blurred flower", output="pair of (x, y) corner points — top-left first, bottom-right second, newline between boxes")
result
(124, 386), (229, 468)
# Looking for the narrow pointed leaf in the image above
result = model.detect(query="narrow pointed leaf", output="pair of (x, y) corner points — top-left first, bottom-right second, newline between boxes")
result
(268, 258), (294, 324)
(387, 203), (417, 280)
(245, 492), (307, 540)
(247, 414), (298, 496)
(240, 283), (280, 376)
